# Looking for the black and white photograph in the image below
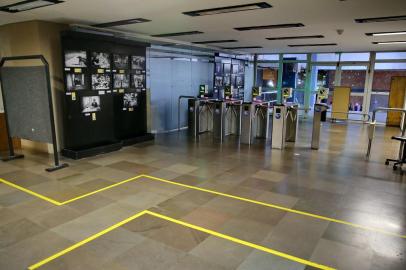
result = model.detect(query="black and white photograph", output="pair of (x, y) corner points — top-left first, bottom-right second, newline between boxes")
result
(132, 74), (145, 88)
(123, 92), (138, 108)
(131, 56), (145, 70)
(232, 64), (239, 74)
(91, 52), (110, 68)
(238, 64), (244, 73)
(215, 76), (223, 87)
(81, 96), (101, 113)
(223, 75), (231, 86)
(113, 54), (129, 69)
(92, 74), (111, 90)
(215, 63), (222, 74)
(236, 76), (244, 87)
(66, 73), (86, 91)
(223, 63), (231, 74)
(114, 74), (130, 89)
(231, 75), (237, 87)
(64, 50), (87, 68)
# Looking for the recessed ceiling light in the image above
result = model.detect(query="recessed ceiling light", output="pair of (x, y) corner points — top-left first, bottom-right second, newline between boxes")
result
(92, 18), (151, 28)
(372, 41), (406, 45)
(152, 31), (204, 37)
(288, 43), (337, 47)
(266, 35), (324, 40)
(0, 0), (63, 13)
(235, 23), (305, 31)
(192, 40), (238, 44)
(365, 31), (406, 36)
(355, 15), (406, 23)
(183, 2), (272, 17)
(221, 46), (263, 49)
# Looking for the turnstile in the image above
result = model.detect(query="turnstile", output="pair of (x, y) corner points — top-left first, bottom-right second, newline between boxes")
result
(188, 98), (215, 137)
(225, 100), (242, 136)
(272, 104), (288, 149)
(188, 98), (199, 137)
(240, 102), (270, 145)
(213, 101), (227, 141)
(286, 104), (299, 142)
(311, 103), (329, 150)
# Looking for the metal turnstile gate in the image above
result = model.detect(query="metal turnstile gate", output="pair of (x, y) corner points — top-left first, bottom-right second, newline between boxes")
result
(311, 103), (329, 150)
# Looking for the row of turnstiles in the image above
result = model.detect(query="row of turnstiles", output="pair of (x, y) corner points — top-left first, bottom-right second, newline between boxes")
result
(187, 98), (329, 150)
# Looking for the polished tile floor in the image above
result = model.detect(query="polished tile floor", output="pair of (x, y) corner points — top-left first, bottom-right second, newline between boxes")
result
(0, 119), (405, 270)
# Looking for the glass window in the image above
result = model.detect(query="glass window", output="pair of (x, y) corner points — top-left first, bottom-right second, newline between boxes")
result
(373, 63), (406, 92)
(312, 53), (339, 62)
(286, 90), (305, 105)
(376, 52), (406, 60)
(340, 66), (367, 93)
(340, 52), (370, 62)
(282, 62), (307, 89)
(258, 54), (279, 61)
(283, 54), (307, 61)
(257, 63), (279, 89)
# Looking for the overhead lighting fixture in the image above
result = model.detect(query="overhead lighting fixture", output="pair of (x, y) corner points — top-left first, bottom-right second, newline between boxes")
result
(221, 46), (263, 49)
(192, 40), (238, 44)
(266, 35), (324, 40)
(183, 2), (272, 17)
(0, 0), (63, 13)
(152, 31), (204, 37)
(288, 43), (337, 47)
(235, 23), (304, 31)
(92, 18), (151, 28)
(372, 41), (406, 45)
(366, 31), (406, 36)
(355, 15), (406, 23)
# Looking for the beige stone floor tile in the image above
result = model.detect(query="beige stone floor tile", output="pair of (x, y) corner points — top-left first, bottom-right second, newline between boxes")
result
(181, 206), (231, 230)
(236, 250), (307, 270)
(0, 218), (46, 249)
(164, 163), (199, 174)
(168, 254), (228, 270)
(219, 217), (274, 243)
(0, 190), (34, 207)
(83, 166), (135, 182)
(29, 205), (83, 229)
(252, 169), (288, 183)
(75, 178), (115, 192)
(58, 173), (97, 186)
(0, 208), (22, 226)
(146, 169), (182, 180)
(64, 193), (115, 214)
(28, 181), (87, 202)
(0, 170), (51, 187)
(107, 161), (157, 174)
(203, 196), (249, 217)
(117, 190), (169, 209)
(255, 191), (299, 209)
(9, 197), (55, 218)
(0, 162), (20, 175)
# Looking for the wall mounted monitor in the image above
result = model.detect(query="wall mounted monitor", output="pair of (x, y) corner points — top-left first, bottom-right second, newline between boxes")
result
(131, 56), (146, 70)
(91, 52), (111, 69)
(223, 63), (231, 74)
(65, 50), (87, 68)
(215, 76), (223, 87)
(66, 73), (86, 91)
(81, 96), (101, 113)
(123, 92), (138, 109)
(114, 74), (130, 89)
(132, 74), (145, 88)
(92, 74), (111, 90)
(113, 54), (129, 69)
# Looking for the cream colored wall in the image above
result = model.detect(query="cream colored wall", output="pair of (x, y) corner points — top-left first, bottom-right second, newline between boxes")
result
(0, 20), (68, 153)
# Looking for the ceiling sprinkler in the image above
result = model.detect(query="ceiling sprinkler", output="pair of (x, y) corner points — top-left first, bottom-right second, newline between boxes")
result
(337, 29), (344, 35)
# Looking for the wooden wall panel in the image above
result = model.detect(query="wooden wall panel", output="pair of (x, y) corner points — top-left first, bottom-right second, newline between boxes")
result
(387, 76), (406, 127)
(331, 86), (351, 120)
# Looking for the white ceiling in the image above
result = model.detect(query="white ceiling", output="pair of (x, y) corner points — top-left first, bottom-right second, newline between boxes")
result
(1, 0), (406, 53)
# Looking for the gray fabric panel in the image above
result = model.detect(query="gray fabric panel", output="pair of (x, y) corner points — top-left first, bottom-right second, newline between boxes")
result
(1, 66), (52, 143)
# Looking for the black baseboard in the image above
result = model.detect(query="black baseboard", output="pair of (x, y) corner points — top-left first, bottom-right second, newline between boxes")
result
(122, 133), (155, 146)
(62, 142), (123, 160)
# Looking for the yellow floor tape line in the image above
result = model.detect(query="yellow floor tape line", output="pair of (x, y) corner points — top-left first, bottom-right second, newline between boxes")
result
(28, 210), (335, 270)
(1, 174), (405, 239)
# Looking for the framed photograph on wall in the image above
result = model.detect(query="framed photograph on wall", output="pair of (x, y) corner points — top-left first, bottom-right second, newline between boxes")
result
(91, 52), (110, 69)
(223, 63), (231, 74)
(215, 76), (223, 87)
(81, 96), (101, 113)
(238, 64), (244, 73)
(113, 74), (130, 89)
(113, 54), (129, 69)
(232, 64), (239, 74)
(66, 73), (86, 91)
(123, 92), (138, 109)
(131, 56), (146, 70)
(223, 75), (231, 86)
(215, 63), (223, 74)
(132, 74), (145, 88)
(92, 74), (111, 90)
(236, 76), (244, 87)
(65, 50), (87, 68)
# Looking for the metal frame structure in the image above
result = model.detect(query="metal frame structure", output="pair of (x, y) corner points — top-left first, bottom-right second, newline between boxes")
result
(0, 55), (68, 172)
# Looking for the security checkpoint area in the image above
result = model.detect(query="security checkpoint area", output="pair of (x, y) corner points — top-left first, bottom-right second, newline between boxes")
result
(1, 1), (406, 270)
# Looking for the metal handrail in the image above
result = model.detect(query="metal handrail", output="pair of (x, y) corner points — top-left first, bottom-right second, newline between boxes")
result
(331, 111), (371, 123)
(178, 95), (196, 132)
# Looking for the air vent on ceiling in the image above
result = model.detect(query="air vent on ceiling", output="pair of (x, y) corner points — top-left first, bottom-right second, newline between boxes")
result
(221, 46), (263, 49)
(152, 31), (204, 37)
(372, 41), (406, 45)
(192, 40), (238, 44)
(235, 23), (304, 31)
(92, 18), (151, 28)
(365, 30), (406, 36)
(288, 43), (337, 47)
(183, 2), (272, 17)
(0, 0), (63, 13)
(266, 35), (324, 40)
(355, 15), (406, 23)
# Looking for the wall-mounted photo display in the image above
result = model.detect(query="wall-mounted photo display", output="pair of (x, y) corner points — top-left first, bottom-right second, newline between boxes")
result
(223, 63), (231, 74)
(232, 64), (239, 74)
(81, 96), (101, 113)
(65, 50), (87, 68)
(113, 74), (130, 89)
(236, 76), (244, 87)
(91, 52), (110, 69)
(215, 76), (223, 87)
(231, 74), (237, 87)
(113, 54), (129, 69)
(238, 64), (244, 73)
(66, 73), (86, 91)
(92, 74), (111, 90)
(215, 63), (223, 74)
(131, 56), (145, 70)
(123, 92), (138, 109)
(132, 74), (145, 88)
(223, 75), (231, 86)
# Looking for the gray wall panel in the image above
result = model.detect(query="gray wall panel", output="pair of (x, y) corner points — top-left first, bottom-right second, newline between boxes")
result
(1, 66), (52, 143)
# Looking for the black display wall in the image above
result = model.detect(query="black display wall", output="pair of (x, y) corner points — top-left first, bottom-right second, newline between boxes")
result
(61, 31), (153, 159)
(213, 54), (245, 100)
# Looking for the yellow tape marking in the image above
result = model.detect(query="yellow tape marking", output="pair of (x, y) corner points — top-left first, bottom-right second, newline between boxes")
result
(28, 210), (335, 270)
(1, 174), (405, 239)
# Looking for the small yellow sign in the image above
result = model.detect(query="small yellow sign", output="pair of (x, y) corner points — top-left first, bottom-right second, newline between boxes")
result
(129, 107), (134, 112)
(119, 70), (125, 74)
(92, 113), (96, 121)
(119, 89), (125, 93)
(74, 68), (82, 73)
(71, 92), (76, 101)
(97, 69), (104, 74)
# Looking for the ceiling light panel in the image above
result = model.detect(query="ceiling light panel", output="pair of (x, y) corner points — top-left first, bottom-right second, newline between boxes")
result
(235, 23), (305, 31)
(152, 31), (204, 37)
(288, 43), (337, 47)
(221, 46), (263, 49)
(0, 0), (63, 13)
(266, 35), (324, 40)
(183, 2), (272, 17)
(92, 18), (150, 28)
(365, 31), (406, 36)
(372, 41), (406, 45)
(355, 15), (406, 23)
(192, 40), (238, 44)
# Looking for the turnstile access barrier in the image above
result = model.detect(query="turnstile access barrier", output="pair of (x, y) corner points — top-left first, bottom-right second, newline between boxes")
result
(187, 98), (216, 137)
(240, 102), (270, 145)
(311, 103), (329, 150)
